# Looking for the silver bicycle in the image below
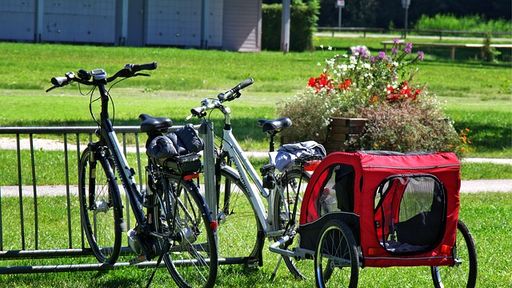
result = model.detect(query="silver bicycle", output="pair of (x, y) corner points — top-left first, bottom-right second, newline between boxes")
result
(187, 79), (324, 278)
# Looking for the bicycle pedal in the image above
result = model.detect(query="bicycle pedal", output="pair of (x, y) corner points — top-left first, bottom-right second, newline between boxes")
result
(129, 255), (147, 265)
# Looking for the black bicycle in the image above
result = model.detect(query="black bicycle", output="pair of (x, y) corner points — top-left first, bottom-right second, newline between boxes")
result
(47, 63), (218, 288)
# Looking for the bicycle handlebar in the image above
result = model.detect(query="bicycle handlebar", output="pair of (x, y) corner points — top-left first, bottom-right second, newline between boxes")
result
(46, 62), (157, 92)
(217, 78), (254, 101)
(187, 78), (254, 119)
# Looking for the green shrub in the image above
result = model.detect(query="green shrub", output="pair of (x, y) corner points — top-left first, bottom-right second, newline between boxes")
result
(262, 2), (319, 51)
(356, 97), (460, 152)
(279, 41), (462, 153)
(415, 14), (512, 34)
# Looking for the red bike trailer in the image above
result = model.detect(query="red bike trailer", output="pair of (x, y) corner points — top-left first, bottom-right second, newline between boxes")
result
(294, 151), (476, 287)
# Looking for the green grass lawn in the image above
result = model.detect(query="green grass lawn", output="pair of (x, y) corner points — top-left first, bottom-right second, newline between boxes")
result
(0, 193), (510, 287)
(0, 40), (510, 288)
(1, 41), (510, 156)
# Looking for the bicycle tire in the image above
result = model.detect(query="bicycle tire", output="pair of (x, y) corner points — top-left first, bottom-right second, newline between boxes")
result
(272, 168), (311, 279)
(431, 219), (477, 288)
(159, 178), (218, 288)
(216, 167), (262, 264)
(314, 220), (359, 288)
(78, 147), (123, 264)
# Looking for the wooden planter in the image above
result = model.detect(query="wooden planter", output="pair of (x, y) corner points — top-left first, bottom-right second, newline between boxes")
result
(323, 117), (367, 153)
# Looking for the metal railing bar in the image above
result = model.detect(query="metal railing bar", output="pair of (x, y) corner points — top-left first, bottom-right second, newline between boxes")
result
(135, 133), (143, 192)
(76, 133), (84, 249)
(122, 133), (131, 230)
(64, 133), (73, 249)
(0, 187), (3, 251)
(0, 256), (234, 274)
(0, 247), (133, 260)
(29, 134), (39, 250)
(0, 125), (192, 135)
(16, 134), (26, 250)
(0, 126), (139, 134)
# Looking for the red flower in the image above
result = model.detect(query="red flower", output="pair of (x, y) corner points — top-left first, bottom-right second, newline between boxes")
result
(307, 73), (333, 92)
(338, 79), (352, 90)
(410, 89), (421, 100)
(386, 93), (400, 102)
(308, 77), (316, 87)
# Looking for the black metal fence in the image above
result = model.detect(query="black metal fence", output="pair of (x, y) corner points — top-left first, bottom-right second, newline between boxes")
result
(0, 126), (147, 273)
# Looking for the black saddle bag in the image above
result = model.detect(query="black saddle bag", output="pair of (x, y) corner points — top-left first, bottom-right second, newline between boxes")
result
(147, 124), (203, 174)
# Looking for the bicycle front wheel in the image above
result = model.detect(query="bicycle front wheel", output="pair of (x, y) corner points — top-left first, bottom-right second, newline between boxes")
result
(78, 147), (123, 264)
(217, 168), (262, 264)
(431, 220), (477, 288)
(160, 178), (218, 288)
(272, 169), (311, 279)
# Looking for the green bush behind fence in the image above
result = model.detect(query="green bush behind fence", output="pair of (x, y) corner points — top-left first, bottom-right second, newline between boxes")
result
(262, 3), (319, 51)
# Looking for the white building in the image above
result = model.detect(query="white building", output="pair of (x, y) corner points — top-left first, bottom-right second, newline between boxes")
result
(0, 0), (262, 51)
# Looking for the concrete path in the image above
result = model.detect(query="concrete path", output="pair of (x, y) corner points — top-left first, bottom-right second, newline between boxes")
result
(1, 178), (511, 198)
(1, 137), (510, 195)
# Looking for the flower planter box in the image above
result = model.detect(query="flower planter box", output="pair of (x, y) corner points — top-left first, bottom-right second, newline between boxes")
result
(323, 117), (367, 153)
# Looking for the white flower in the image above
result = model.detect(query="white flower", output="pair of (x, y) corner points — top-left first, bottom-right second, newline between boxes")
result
(320, 44), (324, 49)
(363, 63), (371, 69)
(328, 46), (333, 51)
(392, 61), (399, 67)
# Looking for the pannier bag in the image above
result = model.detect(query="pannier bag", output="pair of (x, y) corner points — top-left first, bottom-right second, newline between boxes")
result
(274, 141), (326, 171)
(147, 124), (203, 174)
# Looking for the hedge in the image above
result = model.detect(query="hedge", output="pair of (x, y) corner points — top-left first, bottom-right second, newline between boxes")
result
(262, 3), (319, 51)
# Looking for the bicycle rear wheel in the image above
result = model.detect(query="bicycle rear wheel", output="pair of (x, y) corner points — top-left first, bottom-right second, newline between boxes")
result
(431, 220), (477, 288)
(78, 147), (123, 264)
(159, 178), (218, 288)
(272, 169), (311, 278)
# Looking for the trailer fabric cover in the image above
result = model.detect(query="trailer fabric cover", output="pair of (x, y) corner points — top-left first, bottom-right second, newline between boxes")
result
(299, 151), (460, 267)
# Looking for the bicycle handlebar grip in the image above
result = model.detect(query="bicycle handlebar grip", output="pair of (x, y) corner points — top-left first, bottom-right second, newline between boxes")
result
(219, 78), (254, 101)
(132, 62), (157, 72)
(238, 78), (254, 90)
(51, 76), (69, 87)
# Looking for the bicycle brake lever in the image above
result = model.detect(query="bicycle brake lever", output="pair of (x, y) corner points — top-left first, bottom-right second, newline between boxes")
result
(45, 86), (58, 93)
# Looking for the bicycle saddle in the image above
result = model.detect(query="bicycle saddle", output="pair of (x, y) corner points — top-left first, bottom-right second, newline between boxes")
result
(257, 117), (292, 134)
(139, 113), (172, 133)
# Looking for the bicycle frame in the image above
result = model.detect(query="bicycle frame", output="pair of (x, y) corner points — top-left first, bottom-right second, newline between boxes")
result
(201, 110), (284, 236)
(95, 84), (147, 230)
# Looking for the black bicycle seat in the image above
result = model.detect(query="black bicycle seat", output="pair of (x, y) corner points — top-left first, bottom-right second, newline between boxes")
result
(257, 117), (292, 134)
(139, 113), (172, 133)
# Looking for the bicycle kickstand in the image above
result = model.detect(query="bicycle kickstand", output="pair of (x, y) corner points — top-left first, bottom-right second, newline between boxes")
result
(145, 242), (171, 288)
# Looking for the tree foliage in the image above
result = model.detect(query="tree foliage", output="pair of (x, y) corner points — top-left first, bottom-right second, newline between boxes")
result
(313, 0), (511, 28)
